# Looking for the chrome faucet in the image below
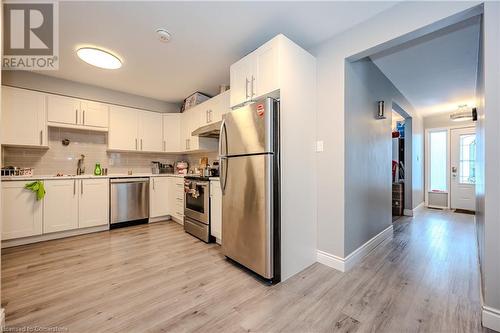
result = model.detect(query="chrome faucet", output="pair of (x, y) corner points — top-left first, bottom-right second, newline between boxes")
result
(77, 154), (85, 175)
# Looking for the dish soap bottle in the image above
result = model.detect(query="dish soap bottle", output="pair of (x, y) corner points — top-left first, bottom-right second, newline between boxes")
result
(94, 163), (102, 176)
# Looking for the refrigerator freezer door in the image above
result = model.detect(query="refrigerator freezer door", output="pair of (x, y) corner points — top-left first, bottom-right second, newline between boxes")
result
(221, 154), (273, 279)
(221, 98), (275, 156)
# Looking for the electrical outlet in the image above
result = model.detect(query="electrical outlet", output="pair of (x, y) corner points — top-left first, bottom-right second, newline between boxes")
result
(108, 158), (114, 166)
(316, 141), (324, 152)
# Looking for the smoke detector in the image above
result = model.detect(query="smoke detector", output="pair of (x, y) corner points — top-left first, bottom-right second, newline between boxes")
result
(156, 29), (172, 43)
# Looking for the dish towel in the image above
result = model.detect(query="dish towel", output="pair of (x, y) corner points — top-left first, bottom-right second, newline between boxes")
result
(24, 181), (46, 200)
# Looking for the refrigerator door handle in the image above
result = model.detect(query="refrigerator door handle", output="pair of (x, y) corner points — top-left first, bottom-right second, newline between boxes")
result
(220, 157), (228, 195)
(219, 119), (228, 157)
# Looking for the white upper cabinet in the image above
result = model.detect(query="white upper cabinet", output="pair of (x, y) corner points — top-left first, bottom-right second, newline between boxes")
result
(109, 105), (163, 152)
(210, 90), (230, 124)
(47, 94), (80, 125)
(108, 105), (139, 151)
(1, 181), (43, 240)
(47, 95), (108, 130)
(230, 36), (281, 108)
(138, 110), (163, 152)
(230, 55), (254, 108)
(80, 100), (109, 128)
(78, 178), (109, 228)
(163, 113), (181, 152)
(1, 86), (47, 147)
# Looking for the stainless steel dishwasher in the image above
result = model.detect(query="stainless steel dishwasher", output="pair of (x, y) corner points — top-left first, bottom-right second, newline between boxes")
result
(110, 178), (149, 228)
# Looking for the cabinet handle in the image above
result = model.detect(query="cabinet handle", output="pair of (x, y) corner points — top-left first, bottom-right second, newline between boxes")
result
(83, 110), (85, 125)
(135, 138), (138, 150)
(163, 140), (166, 151)
(245, 78), (249, 99)
(186, 139), (188, 150)
(206, 110), (209, 123)
(73, 179), (76, 195)
(153, 178), (155, 190)
(81, 180), (83, 194)
(251, 75), (255, 98)
(75, 109), (78, 124)
(40, 130), (43, 145)
(187, 139), (190, 150)
(140, 139), (143, 151)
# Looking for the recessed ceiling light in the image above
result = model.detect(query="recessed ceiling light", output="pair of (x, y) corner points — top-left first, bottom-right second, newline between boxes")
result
(77, 47), (122, 69)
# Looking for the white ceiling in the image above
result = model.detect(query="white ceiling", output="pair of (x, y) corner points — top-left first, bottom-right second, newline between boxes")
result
(39, 1), (398, 103)
(371, 16), (481, 118)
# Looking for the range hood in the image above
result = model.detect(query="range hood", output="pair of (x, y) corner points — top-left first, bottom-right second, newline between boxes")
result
(191, 121), (222, 138)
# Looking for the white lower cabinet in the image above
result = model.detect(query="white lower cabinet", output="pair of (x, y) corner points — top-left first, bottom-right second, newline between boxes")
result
(150, 177), (171, 218)
(1, 181), (43, 240)
(210, 180), (222, 244)
(170, 177), (185, 223)
(79, 179), (109, 228)
(43, 179), (79, 233)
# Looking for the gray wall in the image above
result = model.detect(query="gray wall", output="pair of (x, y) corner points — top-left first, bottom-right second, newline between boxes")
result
(477, 2), (500, 312)
(311, 1), (471, 258)
(475, 10), (485, 301)
(344, 58), (417, 255)
(2, 71), (180, 113)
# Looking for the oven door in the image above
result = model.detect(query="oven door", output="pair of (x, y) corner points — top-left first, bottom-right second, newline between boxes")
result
(184, 180), (209, 224)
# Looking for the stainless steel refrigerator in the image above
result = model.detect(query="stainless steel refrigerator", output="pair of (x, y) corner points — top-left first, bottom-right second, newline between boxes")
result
(219, 97), (280, 282)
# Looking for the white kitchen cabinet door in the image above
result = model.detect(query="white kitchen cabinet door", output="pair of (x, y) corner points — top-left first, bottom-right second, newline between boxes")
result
(170, 177), (184, 223)
(47, 94), (80, 125)
(162, 113), (181, 152)
(210, 180), (222, 243)
(150, 177), (170, 218)
(1, 86), (47, 147)
(210, 90), (230, 124)
(138, 110), (163, 152)
(229, 55), (253, 108)
(253, 39), (280, 99)
(1, 181), (43, 240)
(81, 100), (109, 128)
(43, 180), (79, 233)
(79, 178), (109, 228)
(108, 105), (139, 151)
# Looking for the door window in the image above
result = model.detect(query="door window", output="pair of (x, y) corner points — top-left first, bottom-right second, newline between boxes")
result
(429, 130), (448, 192)
(459, 134), (476, 184)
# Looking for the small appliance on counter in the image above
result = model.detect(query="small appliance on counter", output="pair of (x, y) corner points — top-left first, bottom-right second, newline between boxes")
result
(1, 166), (34, 177)
(175, 161), (189, 175)
(152, 161), (174, 174)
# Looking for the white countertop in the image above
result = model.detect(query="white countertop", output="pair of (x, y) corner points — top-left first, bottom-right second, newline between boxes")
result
(1, 173), (187, 181)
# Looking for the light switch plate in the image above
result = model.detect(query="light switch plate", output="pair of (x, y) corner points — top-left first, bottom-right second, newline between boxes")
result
(316, 140), (324, 152)
(108, 158), (114, 166)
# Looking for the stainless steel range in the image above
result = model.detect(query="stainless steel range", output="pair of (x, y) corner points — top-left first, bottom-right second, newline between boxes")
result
(184, 176), (213, 242)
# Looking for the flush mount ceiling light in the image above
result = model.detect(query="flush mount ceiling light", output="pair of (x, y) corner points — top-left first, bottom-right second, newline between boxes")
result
(76, 47), (122, 69)
(450, 104), (474, 122)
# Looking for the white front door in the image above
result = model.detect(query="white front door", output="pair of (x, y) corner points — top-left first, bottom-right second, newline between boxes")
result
(450, 127), (476, 211)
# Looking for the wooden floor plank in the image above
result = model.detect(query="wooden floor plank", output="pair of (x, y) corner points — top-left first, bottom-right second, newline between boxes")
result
(1, 209), (488, 332)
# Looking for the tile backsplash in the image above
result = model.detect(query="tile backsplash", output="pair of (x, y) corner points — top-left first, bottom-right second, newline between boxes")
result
(1, 127), (193, 175)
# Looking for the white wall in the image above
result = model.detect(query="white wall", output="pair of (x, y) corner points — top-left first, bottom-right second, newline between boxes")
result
(312, 1), (477, 258)
(2, 71), (180, 113)
(479, 2), (500, 325)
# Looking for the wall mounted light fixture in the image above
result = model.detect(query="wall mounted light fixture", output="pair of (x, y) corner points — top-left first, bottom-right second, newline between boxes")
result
(376, 100), (386, 119)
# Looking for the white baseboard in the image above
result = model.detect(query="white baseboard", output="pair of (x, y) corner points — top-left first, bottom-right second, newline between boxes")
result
(317, 250), (345, 272)
(403, 209), (413, 217)
(1, 307), (5, 331)
(1, 225), (109, 248)
(483, 305), (500, 331)
(317, 224), (393, 272)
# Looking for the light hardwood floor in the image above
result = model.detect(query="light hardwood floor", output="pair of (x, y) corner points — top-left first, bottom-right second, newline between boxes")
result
(2, 209), (489, 332)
